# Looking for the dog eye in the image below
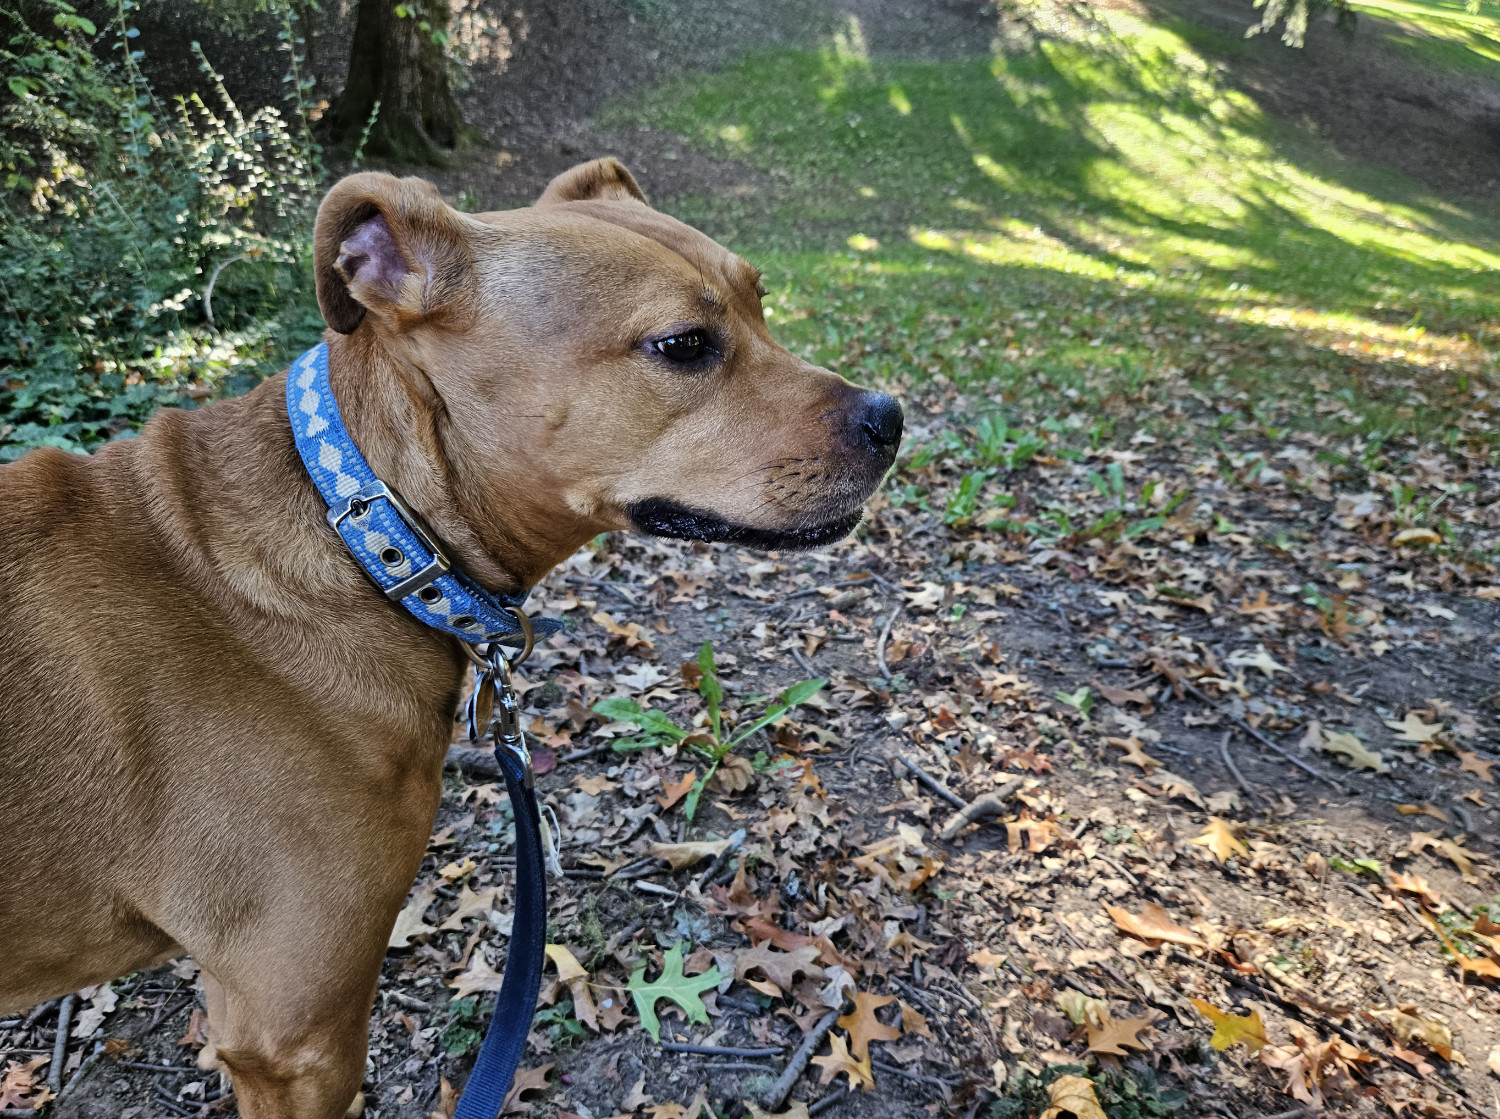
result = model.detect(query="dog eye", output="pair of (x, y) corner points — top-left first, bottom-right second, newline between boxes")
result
(654, 331), (707, 363)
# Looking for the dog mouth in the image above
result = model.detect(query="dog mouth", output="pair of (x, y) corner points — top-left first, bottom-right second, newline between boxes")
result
(626, 498), (864, 551)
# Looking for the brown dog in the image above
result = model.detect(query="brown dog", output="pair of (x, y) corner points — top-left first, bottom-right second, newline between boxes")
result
(0, 159), (901, 1118)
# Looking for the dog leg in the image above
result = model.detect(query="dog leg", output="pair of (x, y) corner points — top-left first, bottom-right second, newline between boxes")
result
(196, 956), (380, 1119)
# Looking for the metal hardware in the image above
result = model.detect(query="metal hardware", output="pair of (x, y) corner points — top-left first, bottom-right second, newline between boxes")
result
(464, 618), (538, 788)
(491, 606), (535, 664)
(327, 481), (455, 602)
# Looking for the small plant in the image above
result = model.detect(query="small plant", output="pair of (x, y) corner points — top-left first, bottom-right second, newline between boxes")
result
(944, 468), (992, 524)
(593, 642), (823, 819)
(440, 996), (483, 1056)
(532, 998), (587, 1049)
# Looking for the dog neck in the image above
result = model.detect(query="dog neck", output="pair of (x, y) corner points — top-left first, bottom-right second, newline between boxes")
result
(324, 329), (597, 596)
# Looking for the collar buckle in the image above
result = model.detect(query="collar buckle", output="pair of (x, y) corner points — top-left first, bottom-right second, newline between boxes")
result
(327, 480), (453, 602)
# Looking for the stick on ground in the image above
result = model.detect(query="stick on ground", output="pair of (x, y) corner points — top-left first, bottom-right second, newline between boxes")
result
(46, 994), (75, 1093)
(896, 756), (966, 809)
(760, 1008), (839, 1112)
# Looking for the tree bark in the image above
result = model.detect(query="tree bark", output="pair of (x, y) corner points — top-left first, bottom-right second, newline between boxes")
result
(323, 0), (467, 164)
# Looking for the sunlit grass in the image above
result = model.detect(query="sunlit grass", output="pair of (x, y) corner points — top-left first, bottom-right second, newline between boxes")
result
(601, 6), (1500, 446)
(1348, 0), (1500, 70)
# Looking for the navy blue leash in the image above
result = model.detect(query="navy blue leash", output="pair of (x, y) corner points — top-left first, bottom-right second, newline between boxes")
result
(285, 342), (553, 1118)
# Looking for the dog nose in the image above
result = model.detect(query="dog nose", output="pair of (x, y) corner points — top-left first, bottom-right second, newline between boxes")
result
(855, 391), (903, 455)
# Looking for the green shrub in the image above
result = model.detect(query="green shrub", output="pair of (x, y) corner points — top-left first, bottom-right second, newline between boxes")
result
(0, 0), (324, 461)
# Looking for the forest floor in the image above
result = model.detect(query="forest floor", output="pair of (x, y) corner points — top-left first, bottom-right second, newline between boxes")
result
(7, 1), (1500, 1119)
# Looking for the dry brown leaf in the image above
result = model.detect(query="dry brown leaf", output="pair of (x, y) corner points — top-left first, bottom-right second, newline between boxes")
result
(837, 991), (901, 1061)
(447, 951), (505, 999)
(1457, 751), (1495, 784)
(1190, 999), (1267, 1053)
(1040, 1074), (1107, 1119)
(810, 1031), (874, 1091)
(500, 1064), (553, 1114)
(1189, 817), (1248, 864)
(648, 837), (733, 871)
(734, 944), (825, 991)
(1108, 735), (1161, 771)
(1085, 1013), (1153, 1056)
(388, 880), (439, 948)
(899, 1001), (932, 1039)
(546, 944), (599, 1031)
(438, 884), (498, 931)
(1409, 831), (1480, 883)
(1105, 902), (1206, 948)
(427, 1076), (458, 1119)
(1395, 803), (1449, 823)
(658, 770), (698, 811)
(1385, 712), (1442, 744)
(1371, 1008), (1453, 1060)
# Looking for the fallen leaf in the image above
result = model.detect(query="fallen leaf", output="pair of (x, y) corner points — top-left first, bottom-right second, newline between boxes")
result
(743, 1102), (810, 1119)
(658, 770), (699, 810)
(428, 1076), (458, 1119)
(0, 1056), (53, 1112)
(1395, 804), (1449, 824)
(1054, 990), (1107, 1028)
(1388, 872), (1444, 908)
(438, 885), (498, 931)
(1409, 832), (1480, 882)
(1488, 1045), (1500, 1078)
(1190, 817), (1248, 864)
(810, 1031), (874, 1091)
(1108, 736), (1161, 771)
(1227, 646), (1289, 677)
(1105, 902), (1205, 948)
(388, 880), (439, 948)
(1096, 683), (1152, 708)
(647, 837), (733, 871)
(1086, 1013), (1153, 1056)
(734, 944), (825, 992)
(576, 774), (619, 796)
(628, 941), (723, 1042)
(1190, 999), (1267, 1053)
(1384, 713), (1442, 745)
(500, 1064), (553, 1114)
(837, 991), (901, 1061)
(448, 950), (505, 999)
(1371, 1008), (1453, 1060)
(622, 1075), (653, 1111)
(1457, 751), (1495, 784)
(177, 1007), (209, 1049)
(1317, 726), (1388, 773)
(898, 1001), (932, 1039)
(1392, 527), (1441, 548)
(1040, 1074), (1107, 1119)
(546, 944), (599, 1031)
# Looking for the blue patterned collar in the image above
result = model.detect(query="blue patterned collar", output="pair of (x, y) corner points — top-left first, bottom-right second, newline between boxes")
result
(286, 342), (560, 647)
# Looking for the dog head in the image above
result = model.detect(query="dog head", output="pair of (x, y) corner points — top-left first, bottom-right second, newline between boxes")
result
(312, 161), (901, 581)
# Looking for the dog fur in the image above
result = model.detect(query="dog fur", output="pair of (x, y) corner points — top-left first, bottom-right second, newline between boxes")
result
(0, 159), (900, 1119)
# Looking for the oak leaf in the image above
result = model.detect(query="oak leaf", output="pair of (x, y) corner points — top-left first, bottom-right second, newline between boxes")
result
(1227, 646), (1289, 677)
(500, 1064), (553, 1114)
(648, 837), (734, 871)
(1395, 804), (1449, 824)
(1039, 1074), (1106, 1119)
(628, 941), (723, 1042)
(837, 991), (901, 1061)
(1384, 712), (1442, 744)
(1457, 751), (1495, 784)
(447, 950), (505, 999)
(733, 944), (825, 992)
(1085, 1013), (1153, 1056)
(388, 880), (439, 948)
(1108, 736), (1161, 771)
(898, 1001), (932, 1039)
(1105, 902), (1205, 948)
(1190, 817), (1248, 864)
(810, 1031), (874, 1091)
(1190, 999), (1267, 1053)
(1371, 1008), (1452, 1060)
(1409, 831), (1480, 883)
(1318, 727), (1388, 773)
(576, 774), (619, 796)
(439, 884), (498, 931)
(1387, 872), (1442, 908)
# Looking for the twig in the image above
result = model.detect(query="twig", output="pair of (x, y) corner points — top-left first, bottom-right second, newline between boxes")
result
(761, 1008), (840, 1111)
(701, 1062), (785, 1073)
(1259, 1109), (1308, 1119)
(560, 742), (612, 764)
(876, 604), (904, 680)
(697, 833), (746, 891)
(110, 1061), (200, 1075)
(1174, 678), (1344, 790)
(633, 880), (681, 899)
(937, 778), (1025, 840)
(808, 1087), (849, 1116)
(47, 994), (75, 1092)
(870, 1058), (960, 1088)
(790, 646), (817, 677)
(1219, 730), (1267, 809)
(21, 1000), (57, 1030)
(56, 1041), (104, 1101)
(565, 575), (638, 604)
(896, 756), (966, 809)
(715, 993), (764, 1014)
(662, 1042), (783, 1058)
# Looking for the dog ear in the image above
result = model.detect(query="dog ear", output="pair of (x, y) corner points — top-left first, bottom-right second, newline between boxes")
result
(535, 157), (648, 206)
(314, 172), (475, 335)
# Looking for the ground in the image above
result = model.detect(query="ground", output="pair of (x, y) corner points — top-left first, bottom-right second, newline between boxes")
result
(4, 1), (1500, 1118)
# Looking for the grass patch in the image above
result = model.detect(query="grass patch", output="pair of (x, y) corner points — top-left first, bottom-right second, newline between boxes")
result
(601, 9), (1500, 452)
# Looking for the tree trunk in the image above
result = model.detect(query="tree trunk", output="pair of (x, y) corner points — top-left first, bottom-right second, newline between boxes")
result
(323, 0), (467, 164)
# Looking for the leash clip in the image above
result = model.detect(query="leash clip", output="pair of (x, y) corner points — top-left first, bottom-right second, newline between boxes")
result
(464, 614), (537, 790)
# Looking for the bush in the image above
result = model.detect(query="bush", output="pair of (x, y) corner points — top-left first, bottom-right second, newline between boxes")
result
(0, 0), (324, 461)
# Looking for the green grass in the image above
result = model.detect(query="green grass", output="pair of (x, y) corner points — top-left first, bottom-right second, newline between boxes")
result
(1349, 0), (1500, 72)
(601, 8), (1500, 451)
